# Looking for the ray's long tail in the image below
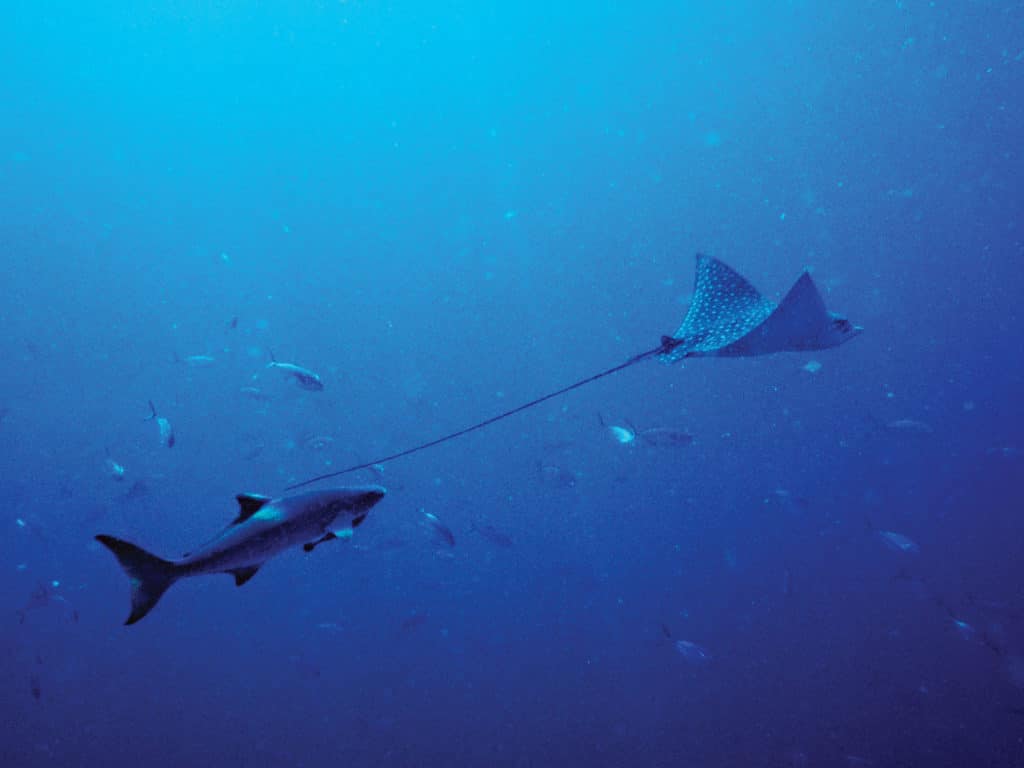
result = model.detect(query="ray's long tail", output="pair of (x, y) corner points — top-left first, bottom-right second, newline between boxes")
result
(285, 342), (670, 490)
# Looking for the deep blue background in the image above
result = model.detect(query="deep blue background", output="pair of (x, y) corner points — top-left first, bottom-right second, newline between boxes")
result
(2, 1), (1022, 765)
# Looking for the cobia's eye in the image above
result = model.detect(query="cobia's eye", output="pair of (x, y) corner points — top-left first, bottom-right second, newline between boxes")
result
(833, 318), (851, 332)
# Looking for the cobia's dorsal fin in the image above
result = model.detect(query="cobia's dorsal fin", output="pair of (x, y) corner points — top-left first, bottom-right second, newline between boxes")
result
(233, 493), (273, 524)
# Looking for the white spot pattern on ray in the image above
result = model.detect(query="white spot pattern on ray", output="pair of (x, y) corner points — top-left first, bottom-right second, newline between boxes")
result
(662, 255), (775, 360)
(660, 254), (860, 361)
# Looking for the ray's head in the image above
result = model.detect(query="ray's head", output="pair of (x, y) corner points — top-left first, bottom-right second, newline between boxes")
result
(821, 312), (863, 348)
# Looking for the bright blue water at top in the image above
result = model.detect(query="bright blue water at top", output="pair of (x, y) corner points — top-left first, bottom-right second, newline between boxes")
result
(1, 2), (1022, 765)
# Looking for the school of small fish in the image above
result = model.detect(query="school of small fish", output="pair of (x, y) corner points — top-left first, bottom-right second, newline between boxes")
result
(8, 248), (1014, 761)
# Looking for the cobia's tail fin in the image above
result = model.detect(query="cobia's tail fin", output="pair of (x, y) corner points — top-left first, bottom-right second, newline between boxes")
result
(95, 534), (179, 625)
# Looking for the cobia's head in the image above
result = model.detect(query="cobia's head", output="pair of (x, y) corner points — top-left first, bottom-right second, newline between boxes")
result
(318, 485), (386, 528)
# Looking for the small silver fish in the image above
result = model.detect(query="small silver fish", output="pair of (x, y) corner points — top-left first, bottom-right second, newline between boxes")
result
(952, 618), (976, 640)
(607, 424), (636, 444)
(421, 510), (455, 547)
(638, 427), (694, 448)
(674, 639), (711, 665)
(105, 455), (126, 481)
(145, 401), (175, 448)
(538, 461), (578, 488)
(268, 352), (324, 391)
(878, 530), (919, 554)
(17, 581), (72, 624)
(239, 386), (270, 401)
(766, 488), (810, 512)
(125, 479), (149, 500)
(598, 414), (636, 444)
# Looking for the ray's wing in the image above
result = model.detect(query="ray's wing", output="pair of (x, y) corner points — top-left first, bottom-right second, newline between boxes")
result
(732, 271), (832, 354)
(663, 254), (775, 360)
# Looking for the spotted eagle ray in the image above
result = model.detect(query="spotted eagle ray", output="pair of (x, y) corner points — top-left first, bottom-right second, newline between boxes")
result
(287, 254), (861, 490)
(658, 254), (861, 360)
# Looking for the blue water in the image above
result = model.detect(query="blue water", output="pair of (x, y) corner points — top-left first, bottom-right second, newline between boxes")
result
(3, 2), (1023, 765)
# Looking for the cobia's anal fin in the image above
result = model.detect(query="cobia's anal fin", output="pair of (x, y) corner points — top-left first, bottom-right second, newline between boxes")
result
(229, 566), (260, 586)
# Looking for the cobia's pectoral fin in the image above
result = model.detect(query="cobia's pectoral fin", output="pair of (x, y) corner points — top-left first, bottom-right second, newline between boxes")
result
(303, 533), (335, 553)
(229, 565), (260, 586)
(302, 529), (354, 553)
